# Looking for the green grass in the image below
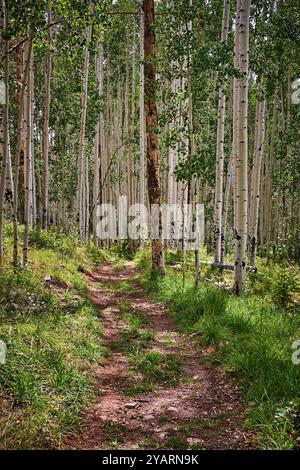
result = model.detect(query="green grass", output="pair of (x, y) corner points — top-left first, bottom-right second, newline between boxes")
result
(128, 349), (183, 386)
(0, 226), (106, 449)
(135, 249), (300, 450)
(125, 383), (156, 396)
(117, 300), (182, 394)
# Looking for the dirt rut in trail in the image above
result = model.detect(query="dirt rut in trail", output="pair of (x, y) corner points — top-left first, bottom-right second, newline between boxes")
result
(67, 261), (254, 450)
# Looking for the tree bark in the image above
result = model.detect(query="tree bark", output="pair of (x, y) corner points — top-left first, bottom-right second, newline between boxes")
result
(249, 98), (266, 269)
(42, 6), (52, 230)
(77, 13), (92, 242)
(139, 7), (146, 211)
(233, 0), (251, 294)
(12, 36), (33, 266)
(23, 44), (33, 265)
(220, 153), (233, 265)
(0, 0), (9, 267)
(143, 0), (165, 275)
(93, 40), (104, 246)
(214, 0), (230, 264)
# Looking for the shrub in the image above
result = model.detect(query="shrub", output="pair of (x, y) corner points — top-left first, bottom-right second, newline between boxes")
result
(270, 265), (299, 309)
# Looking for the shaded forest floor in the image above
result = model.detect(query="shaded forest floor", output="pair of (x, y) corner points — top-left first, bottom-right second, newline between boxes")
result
(66, 261), (253, 450)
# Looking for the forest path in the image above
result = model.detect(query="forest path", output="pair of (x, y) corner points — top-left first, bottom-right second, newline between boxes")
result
(67, 261), (253, 450)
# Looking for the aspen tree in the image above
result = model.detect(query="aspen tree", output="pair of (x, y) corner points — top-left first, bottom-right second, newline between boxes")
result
(265, 95), (277, 259)
(220, 154), (233, 265)
(143, 0), (165, 275)
(139, 6), (145, 209)
(232, 1), (241, 237)
(0, 0), (8, 267)
(214, 0), (230, 264)
(249, 98), (266, 269)
(29, 60), (36, 228)
(12, 36), (33, 266)
(77, 11), (92, 243)
(93, 55), (100, 245)
(128, 35), (136, 253)
(23, 45), (33, 265)
(3, 134), (13, 218)
(233, 0), (251, 294)
(93, 41), (104, 245)
(42, 6), (52, 230)
(124, 41), (130, 204)
(167, 67), (177, 215)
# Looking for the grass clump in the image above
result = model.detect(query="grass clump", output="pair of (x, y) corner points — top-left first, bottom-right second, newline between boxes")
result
(117, 299), (182, 393)
(128, 349), (182, 386)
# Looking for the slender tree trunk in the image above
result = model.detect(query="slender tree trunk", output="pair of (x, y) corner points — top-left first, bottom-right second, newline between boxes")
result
(42, 6), (52, 230)
(214, 0), (230, 264)
(128, 37), (136, 253)
(77, 14), (92, 242)
(249, 98), (266, 269)
(143, 0), (165, 275)
(12, 36), (33, 266)
(93, 41), (104, 246)
(232, 2), (241, 237)
(0, 0), (9, 267)
(139, 7), (145, 210)
(4, 134), (14, 218)
(29, 78), (35, 228)
(220, 153), (233, 265)
(233, 0), (251, 294)
(23, 45), (33, 265)
(265, 94), (276, 260)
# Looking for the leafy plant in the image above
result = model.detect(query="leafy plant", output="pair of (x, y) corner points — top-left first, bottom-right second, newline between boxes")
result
(270, 265), (299, 309)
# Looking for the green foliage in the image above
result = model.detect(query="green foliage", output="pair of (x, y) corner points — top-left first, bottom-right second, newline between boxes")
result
(0, 267), (56, 321)
(29, 227), (78, 257)
(269, 265), (299, 309)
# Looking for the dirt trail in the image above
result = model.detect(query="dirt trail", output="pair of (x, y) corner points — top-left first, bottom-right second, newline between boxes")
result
(67, 261), (253, 450)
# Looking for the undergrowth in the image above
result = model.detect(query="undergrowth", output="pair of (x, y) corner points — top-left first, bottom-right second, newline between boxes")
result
(135, 248), (300, 450)
(0, 225), (106, 449)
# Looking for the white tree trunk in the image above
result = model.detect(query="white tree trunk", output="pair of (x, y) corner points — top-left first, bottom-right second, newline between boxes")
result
(232, 1), (241, 236)
(93, 40), (104, 245)
(78, 17), (92, 242)
(233, 0), (251, 294)
(249, 98), (266, 269)
(220, 153), (233, 265)
(42, 6), (52, 230)
(23, 45), (33, 265)
(12, 36), (33, 266)
(139, 7), (146, 209)
(0, 1), (9, 266)
(214, 0), (230, 263)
